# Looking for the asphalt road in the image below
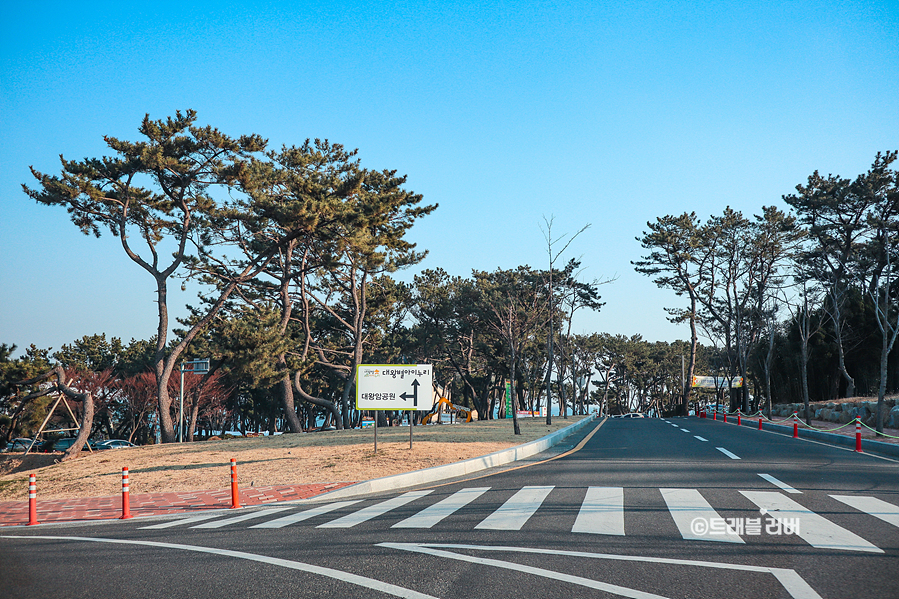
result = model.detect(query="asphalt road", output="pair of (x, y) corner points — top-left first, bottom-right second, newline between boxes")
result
(2, 416), (897, 599)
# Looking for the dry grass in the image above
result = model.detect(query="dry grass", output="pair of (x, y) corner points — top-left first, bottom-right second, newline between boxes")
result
(0, 416), (586, 501)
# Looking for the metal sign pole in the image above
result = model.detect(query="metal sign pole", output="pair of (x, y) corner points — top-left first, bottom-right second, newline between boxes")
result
(374, 412), (378, 454)
(409, 410), (413, 449)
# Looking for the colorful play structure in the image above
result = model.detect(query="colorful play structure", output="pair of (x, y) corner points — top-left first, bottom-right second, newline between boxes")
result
(422, 396), (476, 424)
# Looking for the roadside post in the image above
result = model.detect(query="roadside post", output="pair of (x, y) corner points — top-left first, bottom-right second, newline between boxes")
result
(27, 473), (38, 526)
(356, 364), (433, 454)
(855, 418), (862, 452)
(120, 467), (131, 519)
(230, 458), (240, 508)
(793, 413), (799, 438)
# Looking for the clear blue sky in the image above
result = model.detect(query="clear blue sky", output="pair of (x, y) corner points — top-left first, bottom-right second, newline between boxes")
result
(2, 0), (897, 355)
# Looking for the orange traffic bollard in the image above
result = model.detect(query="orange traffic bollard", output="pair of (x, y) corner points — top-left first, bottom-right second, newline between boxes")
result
(758, 417), (763, 431)
(724, 412), (728, 424)
(120, 467), (132, 519)
(793, 418), (799, 438)
(27, 473), (39, 526)
(230, 458), (240, 509)
(855, 419), (862, 453)
(737, 413), (742, 426)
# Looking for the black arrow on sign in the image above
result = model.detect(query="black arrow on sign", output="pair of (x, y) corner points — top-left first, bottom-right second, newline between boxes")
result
(400, 379), (420, 408)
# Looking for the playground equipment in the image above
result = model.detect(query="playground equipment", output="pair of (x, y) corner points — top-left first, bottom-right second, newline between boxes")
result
(422, 397), (475, 424)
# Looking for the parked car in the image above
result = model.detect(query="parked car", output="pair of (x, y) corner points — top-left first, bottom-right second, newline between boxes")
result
(621, 413), (645, 418)
(50, 437), (92, 452)
(94, 439), (136, 450)
(1, 438), (33, 452)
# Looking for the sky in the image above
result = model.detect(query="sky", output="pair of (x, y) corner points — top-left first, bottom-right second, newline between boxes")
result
(1, 0), (897, 357)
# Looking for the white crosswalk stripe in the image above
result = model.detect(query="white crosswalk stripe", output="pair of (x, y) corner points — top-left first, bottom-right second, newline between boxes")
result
(475, 486), (554, 530)
(660, 488), (744, 543)
(137, 486), (891, 553)
(192, 507), (293, 529)
(393, 487), (489, 529)
(249, 500), (362, 529)
(571, 486), (624, 535)
(829, 495), (899, 528)
(317, 490), (433, 528)
(740, 491), (883, 553)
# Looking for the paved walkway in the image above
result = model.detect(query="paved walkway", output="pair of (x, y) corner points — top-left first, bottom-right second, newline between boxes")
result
(0, 482), (357, 527)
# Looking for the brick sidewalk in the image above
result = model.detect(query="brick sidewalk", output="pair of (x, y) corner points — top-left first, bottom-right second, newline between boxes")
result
(0, 482), (357, 527)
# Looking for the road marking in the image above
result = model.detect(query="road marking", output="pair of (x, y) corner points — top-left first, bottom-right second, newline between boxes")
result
(380, 543), (823, 599)
(572, 486), (625, 535)
(139, 513), (223, 529)
(317, 490), (433, 528)
(392, 487), (490, 528)
(680, 428), (690, 432)
(740, 491), (882, 553)
(829, 495), (899, 528)
(249, 500), (362, 529)
(1, 535), (438, 599)
(716, 447), (741, 460)
(694, 436), (708, 442)
(660, 488), (744, 543)
(475, 486), (554, 530)
(192, 507), (293, 529)
(758, 474), (801, 494)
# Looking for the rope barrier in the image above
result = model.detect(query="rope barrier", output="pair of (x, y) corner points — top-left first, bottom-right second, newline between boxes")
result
(857, 420), (899, 439)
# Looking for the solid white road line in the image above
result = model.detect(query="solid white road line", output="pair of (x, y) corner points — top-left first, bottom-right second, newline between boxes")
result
(660, 488), (744, 544)
(392, 487), (490, 528)
(192, 507), (293, 529)
(829, 495), (899, 528)
(1, 535), (438, 599)
(694, 436), (708, 442)
(249, 500), (362, 529)
(379, 543), (824, 599)
(740, 491), (882, 553)
(317, 490), (433, 528)
(758, 474), (801, 494)
(475, 486), (554, 530)
(139, 513), (223, 529)
(572, 486), (625, 535)
(716, 447), (741, 460)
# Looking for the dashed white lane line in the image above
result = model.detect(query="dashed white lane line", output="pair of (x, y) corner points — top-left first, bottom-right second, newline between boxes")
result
(1, 535), (438, 599)
(758, 474), (801, 494)
(694, 436), (708, 442)
(716, 447), (741, 460)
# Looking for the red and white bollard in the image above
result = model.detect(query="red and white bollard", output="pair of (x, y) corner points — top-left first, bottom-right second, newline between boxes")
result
(793, 414), (799, 438)
(120, 467), (132, 519)
(713, 409), (717, 421)
(855, 418), (863, 453)
(27, 473), (39, 526)
(758, 417), (763, 431)
(723, 412), (728, 423)
(737, 413), (742, 426)
(230, 458), (240, 509)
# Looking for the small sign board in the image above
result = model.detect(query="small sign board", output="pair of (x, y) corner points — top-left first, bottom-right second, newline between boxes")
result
(691, 375), (743, 388)
(356, 364), (433, 410)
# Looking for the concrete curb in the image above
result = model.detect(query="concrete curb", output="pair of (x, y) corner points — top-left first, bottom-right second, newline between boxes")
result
(718, 417), (899, 459)
(303, 414), (599, 502)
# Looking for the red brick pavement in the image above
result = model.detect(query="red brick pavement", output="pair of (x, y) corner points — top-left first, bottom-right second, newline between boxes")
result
(0, 482), (357, 527)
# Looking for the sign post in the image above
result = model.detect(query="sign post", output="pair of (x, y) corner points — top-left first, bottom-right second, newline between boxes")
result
(180, 358), (209, 443)
(356, 364), (433, 453)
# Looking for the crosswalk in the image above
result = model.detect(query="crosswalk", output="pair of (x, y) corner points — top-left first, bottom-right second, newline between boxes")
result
(140, 485), (899, 553)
